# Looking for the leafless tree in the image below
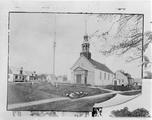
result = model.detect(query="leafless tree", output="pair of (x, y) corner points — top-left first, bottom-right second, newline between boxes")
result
(89, 14), (152, 78)
(89, 14), (152, 62)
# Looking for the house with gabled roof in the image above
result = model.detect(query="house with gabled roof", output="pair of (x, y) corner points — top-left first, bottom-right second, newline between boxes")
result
(113, 70), (134, 86)
(71, 34), (114, 86)
(8, 66), (37, 82)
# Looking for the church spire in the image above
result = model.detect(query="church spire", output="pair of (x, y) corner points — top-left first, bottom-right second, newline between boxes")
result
(80, 14), (91, 59)
(85, 14), (87, 36)
(84, 14), (89, 42)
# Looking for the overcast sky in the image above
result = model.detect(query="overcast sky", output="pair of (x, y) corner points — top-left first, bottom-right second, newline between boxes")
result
(9, 1), (151, 79)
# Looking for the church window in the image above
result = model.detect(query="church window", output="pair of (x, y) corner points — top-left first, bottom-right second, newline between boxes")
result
(111, 74), (113, 78)
(100, 72), (102, 80)
(104, 72), (106, 80)
(108, 74), (110, 80)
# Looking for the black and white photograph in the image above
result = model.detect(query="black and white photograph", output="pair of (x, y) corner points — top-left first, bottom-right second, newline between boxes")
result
(0, 0), (151, 119)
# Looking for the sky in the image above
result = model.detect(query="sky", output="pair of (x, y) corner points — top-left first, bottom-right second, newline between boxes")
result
(9, 1), (151, 79)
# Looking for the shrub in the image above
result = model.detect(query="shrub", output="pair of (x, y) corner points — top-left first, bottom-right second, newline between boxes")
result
(111, 107), (131, 117)
(111, 107), (150, 117)
(131, 108), (150, 117)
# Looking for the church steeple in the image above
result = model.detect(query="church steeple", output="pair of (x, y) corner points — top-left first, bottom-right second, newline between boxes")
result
(80, 15), (91, 59)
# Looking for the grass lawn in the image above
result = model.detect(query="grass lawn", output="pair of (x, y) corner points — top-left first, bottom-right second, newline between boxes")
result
(120, 90), (141, 96)
(7, 83), (60, 104)
(7, 82), (109, 105)
(10, 93), (116, 111)
(40, 83), (109, 97)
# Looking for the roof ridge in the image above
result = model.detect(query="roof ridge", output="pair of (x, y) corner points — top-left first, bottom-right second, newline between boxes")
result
(90, 58), (106, 65)
(89, 58), (113, 74)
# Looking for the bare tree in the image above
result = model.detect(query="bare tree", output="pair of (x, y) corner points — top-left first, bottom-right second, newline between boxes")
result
(89, 14), (152, 78)
(89, 14), (152, 62)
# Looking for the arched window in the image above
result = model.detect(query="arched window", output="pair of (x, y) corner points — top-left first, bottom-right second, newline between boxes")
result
(86, 45), (88, 51)
(83, 45), (85, 51)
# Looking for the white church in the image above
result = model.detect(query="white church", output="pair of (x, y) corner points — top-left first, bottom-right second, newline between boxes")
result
(71, 34), (114, 86)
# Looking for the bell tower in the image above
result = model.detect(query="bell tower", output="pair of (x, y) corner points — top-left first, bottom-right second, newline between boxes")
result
(80, 15), (91, 59)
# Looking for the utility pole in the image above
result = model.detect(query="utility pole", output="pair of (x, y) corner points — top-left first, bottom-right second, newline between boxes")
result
(141, 15), (144, 79)
(53, 14), (56, 75)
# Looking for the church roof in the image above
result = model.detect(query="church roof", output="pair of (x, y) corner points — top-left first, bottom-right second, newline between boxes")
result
(89, 59), (113, 74)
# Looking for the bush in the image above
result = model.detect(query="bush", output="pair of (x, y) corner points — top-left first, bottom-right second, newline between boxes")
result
(131, 108), (150, 117)
(104, 85), (133, 91)
(111, 107), (150, 117)
(111, 107), (131, 117)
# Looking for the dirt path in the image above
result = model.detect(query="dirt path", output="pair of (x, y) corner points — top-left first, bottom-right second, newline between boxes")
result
(8, 97), (70, 110)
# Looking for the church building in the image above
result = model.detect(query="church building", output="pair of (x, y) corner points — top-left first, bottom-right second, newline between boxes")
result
(71, 34), (114, 86)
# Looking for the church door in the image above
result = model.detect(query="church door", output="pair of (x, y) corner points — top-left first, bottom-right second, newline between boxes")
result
(114, 80), (117, 86)
(76, 74), (81, 84)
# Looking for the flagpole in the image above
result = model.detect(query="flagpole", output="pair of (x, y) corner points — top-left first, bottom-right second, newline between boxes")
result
(53, 14), (56, 75)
